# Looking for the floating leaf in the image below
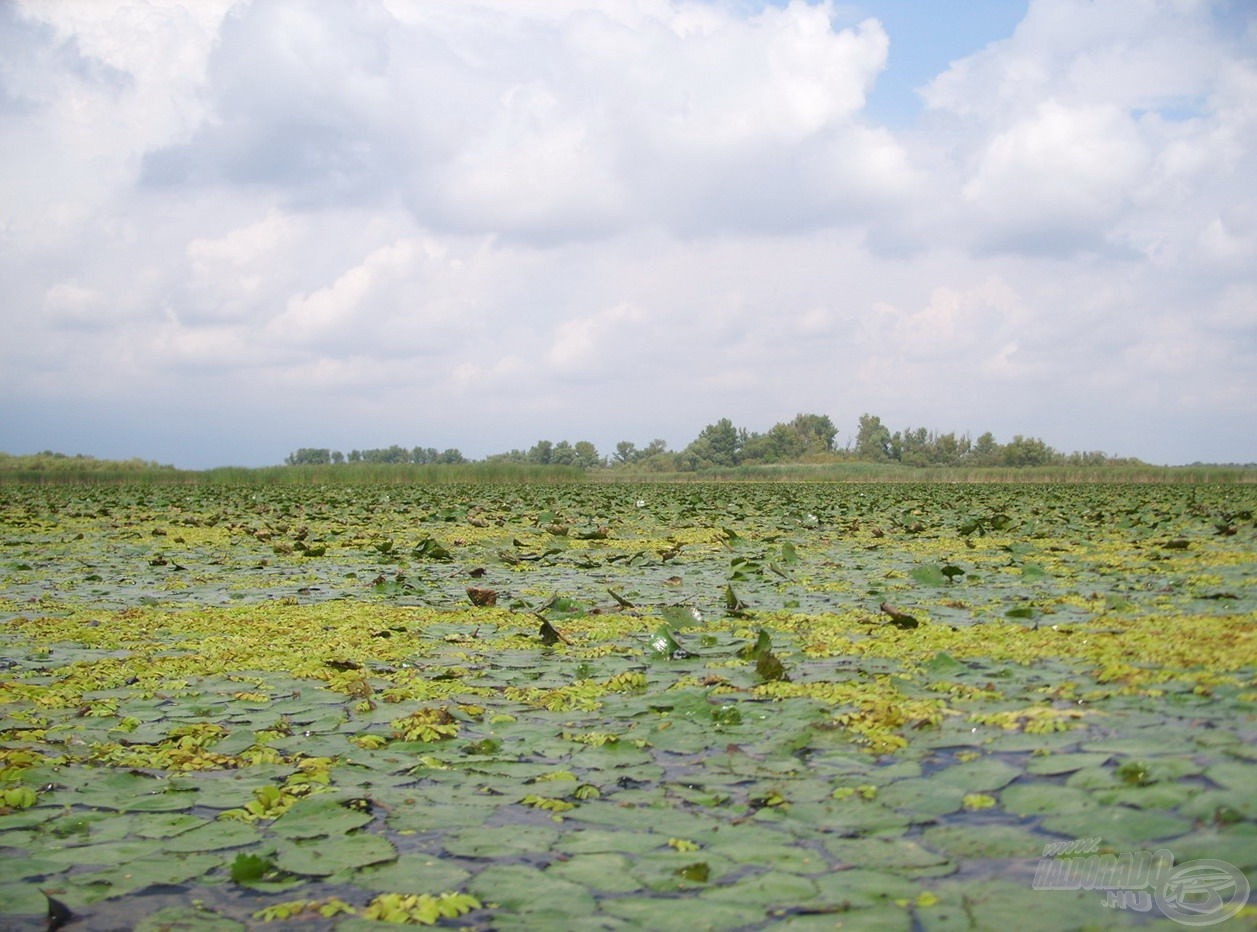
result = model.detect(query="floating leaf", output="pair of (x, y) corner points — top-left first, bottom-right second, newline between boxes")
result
(755, 651), (789, 682)
(910, 565), (948, 587)
(737, 628), (773, 660)
(412, 537), (453, 560)
(230, 852), (272, 884)
(274, 833), (397, 877)
(649, 625), (693, 660)
(660, 605), (703, 628)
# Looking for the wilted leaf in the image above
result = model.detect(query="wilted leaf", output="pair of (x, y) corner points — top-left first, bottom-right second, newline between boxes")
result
(44, 890), (73, 931)
(880, 602), (919, 628)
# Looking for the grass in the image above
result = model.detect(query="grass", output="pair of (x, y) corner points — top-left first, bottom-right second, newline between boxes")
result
(1, 456), (1252, 486)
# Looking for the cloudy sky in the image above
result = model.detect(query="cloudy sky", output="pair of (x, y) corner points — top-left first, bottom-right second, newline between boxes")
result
(2, 0), (1254, 468)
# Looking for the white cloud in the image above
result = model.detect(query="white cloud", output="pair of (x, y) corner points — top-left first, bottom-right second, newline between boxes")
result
(546, 302), (647, 375)
(962, 100), (1149, 249)
(1, 0), (1254, 466)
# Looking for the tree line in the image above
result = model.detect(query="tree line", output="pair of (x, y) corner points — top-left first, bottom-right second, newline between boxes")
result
(285, 412), (1142, 470)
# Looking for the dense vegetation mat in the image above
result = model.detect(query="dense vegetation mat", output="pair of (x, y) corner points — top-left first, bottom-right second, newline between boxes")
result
(1, 482), (1254, 929)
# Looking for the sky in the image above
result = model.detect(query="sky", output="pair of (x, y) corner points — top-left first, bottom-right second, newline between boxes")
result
(2, 0), (1255, 469)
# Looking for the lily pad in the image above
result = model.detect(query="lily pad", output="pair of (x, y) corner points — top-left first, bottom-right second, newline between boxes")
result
(273, 832), (397, 876)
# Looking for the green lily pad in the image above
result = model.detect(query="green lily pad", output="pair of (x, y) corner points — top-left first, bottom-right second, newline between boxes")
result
(133, 905), (247, 931)
(920, 823), (1044, 860)
(601, 895), (754, 929)
(273, 832), (396, 876)
(270, 795), (375, 839)
(824, 837), (953, 874)
(1023, 752), (1112, 776)
(68, 852), (221, 900)
(1040, 807), (1192, 847)
(930, 757), (1022, 792)
(442, 824), (561, 858)
(1000, 783), (1098, 817)
(546, 852), (643, 892)
(468, 863), (596, 920)
(356, 852), (472, 892)
(161, 818), (261, 853)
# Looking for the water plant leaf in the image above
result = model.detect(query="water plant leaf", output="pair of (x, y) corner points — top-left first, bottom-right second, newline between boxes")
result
(537, 617), (568, 645)
(230, 852), (272, 884)
(412, 538), (452, 560)
(910, 565), (948, 587)
(659, 604), (703, 628)
(44, 890), (73, 931)
(880, 602), (919, 628)
(273, 833), (396, 877)
(738, 628), (773, 660)
(649, 624), (693, 660)
(271, 796), (374, 839)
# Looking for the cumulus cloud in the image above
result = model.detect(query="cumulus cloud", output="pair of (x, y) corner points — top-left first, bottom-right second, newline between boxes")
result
(137, 0), (909, 240)
(921, 0), (1257, 259)
(0, 0), (1254, 466)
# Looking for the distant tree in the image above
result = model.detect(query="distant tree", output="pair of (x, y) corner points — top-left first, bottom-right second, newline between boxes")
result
(358, 445), (410, 464)
(286, 448), (332, 466)
(613, 441), (638, 465)
(527, 440), (553, 465)
(682, 418), (743, 468)
(931, 432), (968, 465)
(331, 450), (345, 465)
(437, 448), (466, 464)
(1001, 435), (1057, 467)
(788, 413), (838, 454)
(892, 427), (930, 465)
(573, 441), (601, 469)
(484, 449), (526, 464)
(855, 414), (893, 461)
(971, 432), (999, 466)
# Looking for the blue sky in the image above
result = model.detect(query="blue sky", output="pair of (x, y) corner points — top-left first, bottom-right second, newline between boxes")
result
(844, 1), (1030, 124)
(1, 0), (1254, 467)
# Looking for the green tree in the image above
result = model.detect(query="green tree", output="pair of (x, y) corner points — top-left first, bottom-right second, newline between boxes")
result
(527, 440), (554, 465)
(683, 418), (743, 468)
(892, 427), (930, 465)
(938, 433), (967, 465)
(787, 413), (838, 454)
(854, 414), (892, 461)
(971, 432), (999, 465)
(285, 448), (332, 466)
(1001, 435), (1057, 467)
(573, 441), (601, 469)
